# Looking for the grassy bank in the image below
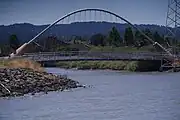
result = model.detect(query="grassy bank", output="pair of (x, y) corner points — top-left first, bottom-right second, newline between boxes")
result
(0, 59), (44, 72)
(56, 61), (161, 72)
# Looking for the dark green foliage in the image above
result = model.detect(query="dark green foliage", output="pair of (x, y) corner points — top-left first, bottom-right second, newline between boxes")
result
(143, 28), (153, 45)
(37, 36), (68, 52)
(134, 30), (146, 48)
(152, 31), (165, 52)
(135, 30), (141, 41)
(153, 31), (164, 44)
(90, 33), (106, 46)
(0, 44), (11, 56)
(56, 60), (161, 72)
(124, 27), (134, 46)
(9, 34), (20, 53)
(134, 29), (153, 48)
(107, 27), (122, 47)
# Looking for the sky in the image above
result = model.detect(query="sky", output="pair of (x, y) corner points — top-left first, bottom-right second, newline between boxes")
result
(0, 0), (167, 26)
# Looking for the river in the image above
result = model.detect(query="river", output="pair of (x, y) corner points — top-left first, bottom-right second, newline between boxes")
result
(0, 68), (180, 120)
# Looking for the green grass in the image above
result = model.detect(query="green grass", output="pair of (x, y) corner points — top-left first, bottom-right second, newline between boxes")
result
(56, 60), (162, 72)
(0, 59), (10, 67)
(0, 60), (6, 67)
(56, 61), (140, 71)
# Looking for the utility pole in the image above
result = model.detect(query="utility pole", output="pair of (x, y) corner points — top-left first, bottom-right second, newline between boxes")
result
(165, 0), (180, 54)
(162, 0), (180, 71)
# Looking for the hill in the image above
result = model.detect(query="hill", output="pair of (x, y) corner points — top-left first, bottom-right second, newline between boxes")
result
(0, 22), (174, 44)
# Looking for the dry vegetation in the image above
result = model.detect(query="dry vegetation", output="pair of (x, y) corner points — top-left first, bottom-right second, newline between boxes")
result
(0, 58), (44, 72)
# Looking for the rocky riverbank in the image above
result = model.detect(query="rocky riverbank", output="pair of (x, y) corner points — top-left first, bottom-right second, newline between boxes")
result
(0, 68), (83, 97)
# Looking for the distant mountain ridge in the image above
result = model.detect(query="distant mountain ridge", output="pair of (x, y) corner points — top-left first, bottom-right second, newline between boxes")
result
(0, 22), (177, 44)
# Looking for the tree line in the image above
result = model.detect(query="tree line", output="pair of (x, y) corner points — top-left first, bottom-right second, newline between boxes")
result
(89, 26), (167, 49)
(0, 26), (178, 56)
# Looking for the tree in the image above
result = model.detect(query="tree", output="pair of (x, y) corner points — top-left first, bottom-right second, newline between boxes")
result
(143, 28), (153, 45)
(134, 30), (146, 48)
(9, 34), (20, 54)
(124, 27), (134, 46)
(153, 31), (164, 44)
(0, 44), (11, 56)
(107, 26), (122, 47)
(37, 36), (66, 52)
(134, 28), (153, 47)
(90, 33), (106, 46)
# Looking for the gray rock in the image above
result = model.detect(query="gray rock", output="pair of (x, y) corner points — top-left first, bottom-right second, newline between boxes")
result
(0, 68), (83, 97)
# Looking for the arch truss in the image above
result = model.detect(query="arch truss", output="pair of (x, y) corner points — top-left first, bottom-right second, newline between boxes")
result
(12, 8), (173, 57)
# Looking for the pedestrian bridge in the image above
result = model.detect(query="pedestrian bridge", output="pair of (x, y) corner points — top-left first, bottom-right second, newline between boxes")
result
(14, 51), (172, 62)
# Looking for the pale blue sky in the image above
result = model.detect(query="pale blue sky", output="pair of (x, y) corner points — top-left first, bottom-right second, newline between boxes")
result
(0, 0), (167, 25)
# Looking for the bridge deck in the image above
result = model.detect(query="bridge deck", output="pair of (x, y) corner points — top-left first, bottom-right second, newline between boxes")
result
(15, 51), (172, 62)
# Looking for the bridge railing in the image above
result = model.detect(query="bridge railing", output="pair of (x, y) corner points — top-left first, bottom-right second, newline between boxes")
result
(22, 51), (169, 56)
(17, 51), (173, 61)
